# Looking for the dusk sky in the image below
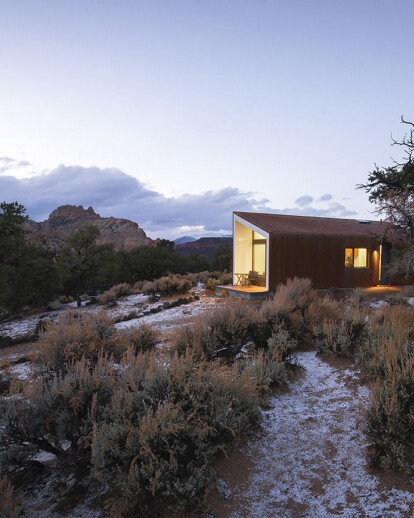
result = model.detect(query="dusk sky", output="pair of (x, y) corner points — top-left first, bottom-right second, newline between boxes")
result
(1, 0), (413, 239)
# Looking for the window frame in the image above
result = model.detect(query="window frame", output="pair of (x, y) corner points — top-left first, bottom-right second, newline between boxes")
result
(344, 247), (369, 268)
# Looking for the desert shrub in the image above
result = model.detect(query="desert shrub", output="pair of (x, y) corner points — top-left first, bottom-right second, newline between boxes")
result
(271, 277), (315, 341)
(156, 274), (192, 296)
(0, 472), (22, 517)
(98, 283), (132, 304)
(194, 271), (210, 283)
(205, 277), (220, 290)
(0, 355), (117, 474)
(36, 311), (121, 373)
(313, 306), (367, 357)
(207, 271), (222, 279)
(142, 280), (156, 295)
(357, 330), (387, 379)
(118, 323), (160, 354)
(358, 307), (414, 379)
(172, 281), (315, 361)
(170, 318), (217, 359)
(218, 272), (233, 285)
(171, 300), (254, 360)
(90, 351), (261, 515)
(273, 277), (314, 313)
(267, 327), (297, 363)
(308, 295), (344, 328)
(368, 306), (414, 343)
(248, 299), (283, 349)
(205, 300), (252, 358)
(0, 340), (266, 515)
(141, 275), (193, 297)
(242, 349), (287, 395)
(347, 287), (369, 308)
(248, 278), (316, 348)
(365, 339), (414, 471)
(356, 305), (414, 470)
(132, 280), (144, 293)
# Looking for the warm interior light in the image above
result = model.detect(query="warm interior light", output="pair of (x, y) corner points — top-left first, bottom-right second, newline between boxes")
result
(253, 242), (266, 275)
(354, 248), (367, 267)
(345, 248), (353, 267)
(379, 245), (382, 282)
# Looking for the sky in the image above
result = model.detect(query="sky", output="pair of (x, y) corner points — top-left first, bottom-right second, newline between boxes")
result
(0, 0), (413, 239)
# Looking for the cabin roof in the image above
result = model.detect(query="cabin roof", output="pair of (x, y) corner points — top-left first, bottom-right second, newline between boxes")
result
(234, 211), (389, 238)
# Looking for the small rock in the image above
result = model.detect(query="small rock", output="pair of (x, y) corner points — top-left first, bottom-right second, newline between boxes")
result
(47, 300), (63, 311)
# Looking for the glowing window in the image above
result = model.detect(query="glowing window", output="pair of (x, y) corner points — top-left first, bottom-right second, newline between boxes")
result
(354, 248), (367, 267)
(345, 248), (353, 267)
(345, 248), (368, 268)
(253, 230), (266, 240)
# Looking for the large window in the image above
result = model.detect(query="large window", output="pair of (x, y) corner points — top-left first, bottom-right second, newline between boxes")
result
(252, 231), (266, 275)
(345, 248), (368, 268)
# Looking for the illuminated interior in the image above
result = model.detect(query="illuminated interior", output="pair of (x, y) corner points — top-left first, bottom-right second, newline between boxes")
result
(345, 248), (353, 267)
(234, 219), (267, 286)
(253, 242), (266, 274)
(354, 248), (367, 267)
(344, 247), (368, 268)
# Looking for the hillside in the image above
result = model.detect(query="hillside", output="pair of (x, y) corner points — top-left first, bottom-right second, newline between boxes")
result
(175, 237), (232, 260)
(23, 205), (151, 251)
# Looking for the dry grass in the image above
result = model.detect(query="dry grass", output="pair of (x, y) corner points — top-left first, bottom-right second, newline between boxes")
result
(98, 283), (132, 304)
(36, 311), (122, 373)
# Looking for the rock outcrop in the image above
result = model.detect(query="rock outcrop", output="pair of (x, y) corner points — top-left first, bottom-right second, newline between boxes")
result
(24, 205), (151, 251)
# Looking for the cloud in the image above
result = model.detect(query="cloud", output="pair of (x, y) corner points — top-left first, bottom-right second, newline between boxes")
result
(271, 202), (357, 219)
(317, 193), (333, 202)
(295, 195), (313, 207)
(0, 156), (15, 164)
(0, 162), (358, 238)
(0, 156), (33, 175)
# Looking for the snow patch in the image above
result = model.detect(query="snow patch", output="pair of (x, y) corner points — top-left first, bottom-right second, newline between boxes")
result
(227, 351), (414, 517)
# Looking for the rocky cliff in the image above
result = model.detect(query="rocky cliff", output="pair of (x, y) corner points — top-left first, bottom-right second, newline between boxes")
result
(24, 205), (150, 251)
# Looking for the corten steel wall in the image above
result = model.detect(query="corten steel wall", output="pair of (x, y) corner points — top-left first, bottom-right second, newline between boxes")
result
(268, 233), (380, 289)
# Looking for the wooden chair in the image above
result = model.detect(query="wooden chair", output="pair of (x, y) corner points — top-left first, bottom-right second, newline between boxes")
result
(248, 270), (259, 285)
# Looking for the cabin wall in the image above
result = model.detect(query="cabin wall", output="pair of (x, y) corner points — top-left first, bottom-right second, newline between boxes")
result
(268, 233), (380, 289)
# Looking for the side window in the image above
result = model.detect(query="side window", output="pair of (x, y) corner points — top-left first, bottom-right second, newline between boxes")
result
(345, 248), (353, 267)
(345, 248), (368, 268)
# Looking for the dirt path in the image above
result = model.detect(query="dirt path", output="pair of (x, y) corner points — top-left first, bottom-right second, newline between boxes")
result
(207, 351), (414, 517)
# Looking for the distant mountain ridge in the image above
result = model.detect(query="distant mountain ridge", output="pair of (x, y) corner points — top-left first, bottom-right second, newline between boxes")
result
(175, 237), (232, 260)
(24, 205), (151, 251)
(174, 236), (197, 244)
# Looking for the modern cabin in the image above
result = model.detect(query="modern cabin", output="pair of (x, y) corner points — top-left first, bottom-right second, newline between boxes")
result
(232, 211), (392, 292)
